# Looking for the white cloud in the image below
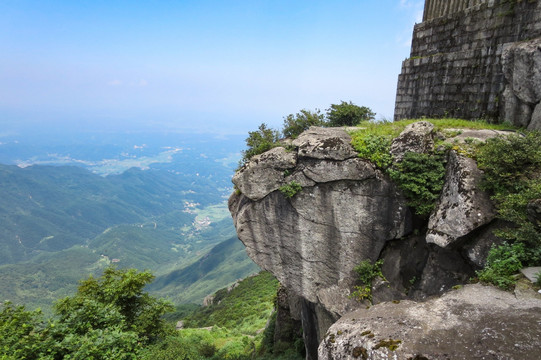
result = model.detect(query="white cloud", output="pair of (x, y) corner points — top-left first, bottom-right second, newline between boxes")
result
(108, 79), (122, 86)
(127, 79), (148, 87)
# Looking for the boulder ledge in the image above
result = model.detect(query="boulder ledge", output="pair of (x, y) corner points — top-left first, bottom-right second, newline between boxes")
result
(319, 283), (541, 360)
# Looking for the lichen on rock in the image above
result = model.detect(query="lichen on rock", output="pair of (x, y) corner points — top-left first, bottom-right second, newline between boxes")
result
(426, 150), (495, 248)
(318, 284), (541, 360)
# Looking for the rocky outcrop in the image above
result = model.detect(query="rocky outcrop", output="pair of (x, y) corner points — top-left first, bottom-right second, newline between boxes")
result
(390, 121), (435, 161)
(229, 124), (516, 359)
(232, 147), (297, 201)
(426, 150), (495, 248)
(273, 286), (303, 353)
(230, 128), (410, 311)
(319, 284), (541, 360)
(230, 127), (411, 358)
(502, 38), (541, 130)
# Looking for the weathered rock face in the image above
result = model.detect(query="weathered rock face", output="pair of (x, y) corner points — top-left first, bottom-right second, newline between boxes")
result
(229, 127), (411, 357)
(230, 128), (410, 309)
(502, 38), (541, 130)
(319, 284), (541, 360)
(390, 121), (435, 161)
(426, 150), (495, 248)
(232, 147), (297, 201)
(229, 125), (510, 359)
(273, 286), (303, 353)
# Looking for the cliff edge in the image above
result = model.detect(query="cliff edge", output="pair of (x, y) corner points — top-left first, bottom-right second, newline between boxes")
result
(229, 123), (541, 359)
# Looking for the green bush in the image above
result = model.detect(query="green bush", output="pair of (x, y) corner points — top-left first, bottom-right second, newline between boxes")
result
(282, 109), (325, 139)
(388, 152), (446, 216)
(477, 242), (525, 290)
(240, 124), (280, 166)
(55, 266), (174, 344)
(326, 101), (375, 127)
(139, 336), (202, 360)
(477, 132), (541, 196)
(0, 303), (47, 360)
(350, 259), (385, 303)
(279, 181), (303, 199)
(351, 133), (393, 169)
(476, 131), (541, 283)
(0, 267), (174, 359)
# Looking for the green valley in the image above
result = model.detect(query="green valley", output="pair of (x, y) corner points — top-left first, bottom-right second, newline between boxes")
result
(0, 135), (259, 314)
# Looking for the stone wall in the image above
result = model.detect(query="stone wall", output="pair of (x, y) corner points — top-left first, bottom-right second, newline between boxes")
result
(423, 0), (487, 21)
(395, 0), (541, 129)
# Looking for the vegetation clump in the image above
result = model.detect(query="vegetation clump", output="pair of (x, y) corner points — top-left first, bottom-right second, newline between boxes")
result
(476, 131), (541, 289)
(477, 242), (526, 290)
(373, 339), (402, 351)
(0, 266), (173, 360)
(282, 109), (325, 139)
(279, 181), (303, 198)
(326, 101), (375, 127)
(388, 151), (446, 216)
(349, 118), (516, 216)
(352, 346), (368, 359)
(350, 259), (386, 304)
(241, 123), (281, 166)
(240, 101), (375, 165)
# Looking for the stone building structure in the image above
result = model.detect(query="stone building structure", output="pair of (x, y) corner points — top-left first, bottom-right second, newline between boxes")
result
(395, 0), (541, 130)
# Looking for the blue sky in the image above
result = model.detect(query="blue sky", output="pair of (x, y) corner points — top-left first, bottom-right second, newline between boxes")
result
(0, 0), (424, 135)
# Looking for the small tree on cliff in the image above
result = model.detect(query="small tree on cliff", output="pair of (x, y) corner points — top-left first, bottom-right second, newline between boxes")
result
(282, 109), (325, 138)
(326, 101), (376, 127)
(240, 123), (280, 166)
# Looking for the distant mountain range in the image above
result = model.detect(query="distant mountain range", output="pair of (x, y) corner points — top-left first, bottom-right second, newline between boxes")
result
(0, 132), (258, 314)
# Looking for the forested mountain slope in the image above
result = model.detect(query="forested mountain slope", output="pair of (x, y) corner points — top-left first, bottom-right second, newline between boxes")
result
(0, 162), (257, 313)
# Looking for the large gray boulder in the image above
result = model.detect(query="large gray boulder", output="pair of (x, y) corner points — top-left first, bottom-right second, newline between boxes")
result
(501, 38), (541, 129)
(229, 127), (411, 356)
(232, 146), (297, 201)
(390, 121), (435, 162)
(292, 126), (358, 160)
(229, 178), (409, 310)
(502, 38), (541, 106)
(319, 284), (541, 360)
(426, 151), (495, 248)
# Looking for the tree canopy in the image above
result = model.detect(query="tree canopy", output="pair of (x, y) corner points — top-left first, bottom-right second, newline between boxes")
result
(240, 101), (375, 164)
(326, 101), (376, 127)
(0, 267), (173, 360)
(240, 123), (280, 165)
(282, 109), (325, 139)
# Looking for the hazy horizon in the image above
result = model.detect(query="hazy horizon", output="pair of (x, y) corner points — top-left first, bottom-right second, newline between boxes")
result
(1, 1), (424, 137)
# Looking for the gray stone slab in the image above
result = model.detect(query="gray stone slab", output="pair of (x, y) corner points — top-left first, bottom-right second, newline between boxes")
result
(521, 267), (541, 283)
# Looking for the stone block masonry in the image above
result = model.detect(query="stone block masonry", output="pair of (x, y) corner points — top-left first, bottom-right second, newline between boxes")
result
(395, 0), (541, 130)
(423, 0), (487, 21)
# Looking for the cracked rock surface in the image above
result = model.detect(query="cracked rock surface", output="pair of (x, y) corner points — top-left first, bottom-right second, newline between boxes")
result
(426, 150), (495, 248)
(229, 127), (410, 318)
(318, 283), (541, 360)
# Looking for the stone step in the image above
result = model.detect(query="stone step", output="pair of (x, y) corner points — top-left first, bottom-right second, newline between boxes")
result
(520, 267), (541, 283)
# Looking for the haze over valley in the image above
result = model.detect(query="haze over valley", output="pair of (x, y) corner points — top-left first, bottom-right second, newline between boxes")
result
(0, 129), (258, 314)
